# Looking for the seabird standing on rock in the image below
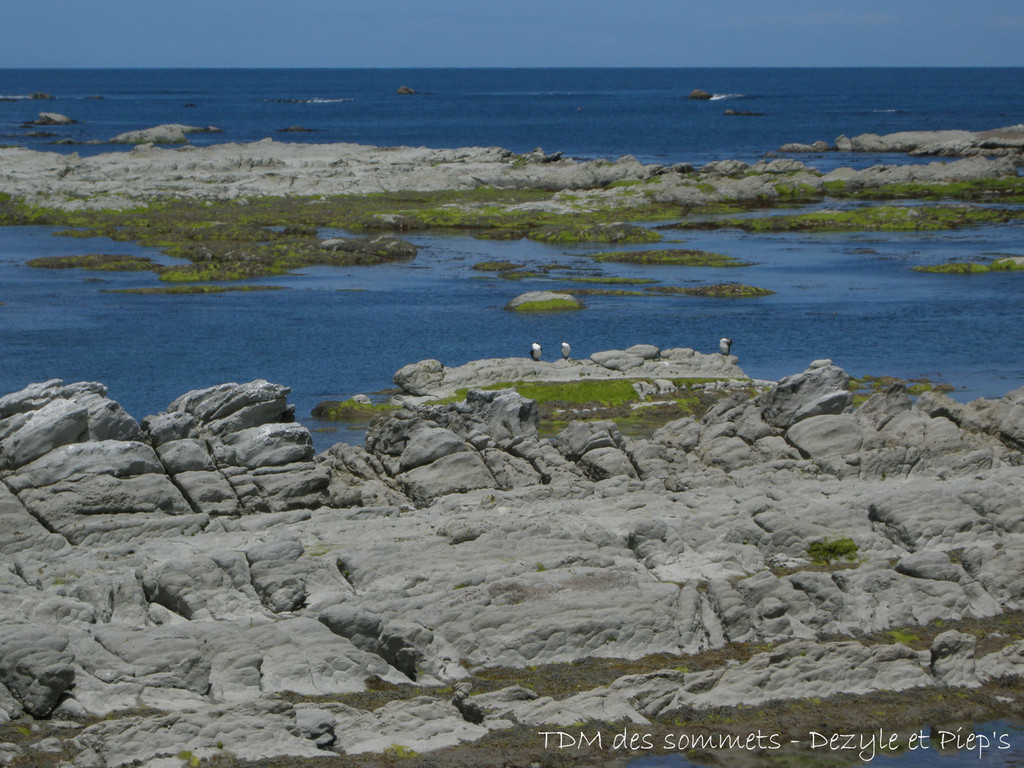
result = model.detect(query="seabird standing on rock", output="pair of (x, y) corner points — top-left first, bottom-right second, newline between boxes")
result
(561, 341), (571, 360)
(531, 342), (542, 361)
(719, 337), (733, 356)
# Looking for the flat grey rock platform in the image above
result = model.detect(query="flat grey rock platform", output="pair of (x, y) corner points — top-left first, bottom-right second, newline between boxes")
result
(1, 354), (1023, 764)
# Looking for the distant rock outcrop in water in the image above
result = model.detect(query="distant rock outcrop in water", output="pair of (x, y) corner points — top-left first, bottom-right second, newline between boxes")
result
(31, 112), (76, 126)
(109, 123), (222, 145)
(688, 88), (713, 100)
(1, 352), (1024, 762)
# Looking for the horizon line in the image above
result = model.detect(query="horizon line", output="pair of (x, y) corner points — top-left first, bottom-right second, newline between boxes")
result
(2, 64), (1023, 71)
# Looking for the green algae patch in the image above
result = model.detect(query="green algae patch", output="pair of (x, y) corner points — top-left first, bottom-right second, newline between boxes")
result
(564, 276), (658, 285)
(507, 379), (640, 407)
(27, 253), (157, 271)
(825, 177), (1024, 202)
(442, 377), (740, 439)
(590, 248), (750, 266)
(912, 256), (1024, 274)
(991, 256), (1024, 271)
(565, 283), (774, 298)
(649, 283), (775, 298)
(471, 261), (523, 272)
(507, 297), (581, 311)
(496, 270), (543, 281)
(103, 285), (287, 295)
(912, 262), (993, 274)
(527, 222), (661, 244)
(310, 399), (397, 421)
(849, 374), (954, 397)
(807, 537), (860, 566)
(564, 288), (648, 297)
(672, 205), (1024, 233)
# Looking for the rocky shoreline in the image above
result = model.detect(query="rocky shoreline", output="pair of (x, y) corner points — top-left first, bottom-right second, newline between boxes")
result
(1, 348), (1023, 766)
(1, 125), (1022, 213)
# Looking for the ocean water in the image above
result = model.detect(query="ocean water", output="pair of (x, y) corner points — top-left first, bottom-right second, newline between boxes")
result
(3, 67), (1024, 165)
(1, 68), (1024, 439)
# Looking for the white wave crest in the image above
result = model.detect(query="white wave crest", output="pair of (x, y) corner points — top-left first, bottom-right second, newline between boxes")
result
(710, 93), (745, 101)
(273, 97), (355, 104)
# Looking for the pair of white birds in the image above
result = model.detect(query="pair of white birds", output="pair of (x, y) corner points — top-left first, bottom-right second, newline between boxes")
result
(530, 341), (570, 361)
(529, 338), (733, 361)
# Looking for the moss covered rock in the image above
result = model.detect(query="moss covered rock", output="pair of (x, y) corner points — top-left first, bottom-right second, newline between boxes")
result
(505, 291), (583, 312)
(27, 253), (156, 271)
(591, 249), (749, 266)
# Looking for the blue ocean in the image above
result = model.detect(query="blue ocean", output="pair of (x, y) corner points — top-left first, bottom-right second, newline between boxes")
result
(1, 68), (1024, 442)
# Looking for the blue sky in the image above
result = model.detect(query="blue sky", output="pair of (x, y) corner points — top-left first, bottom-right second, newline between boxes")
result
(2, 0), (1022, 68)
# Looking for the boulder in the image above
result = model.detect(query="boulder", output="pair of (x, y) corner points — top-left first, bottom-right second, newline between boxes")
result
(689, 89), (712, 100)
(109, 124), (221, 144)
(167, 380), (293, 434)
(590, 349), (645, 372)
(552, 420), (619, 462)
(760, 363), (852, 429)
(929, 631), (978, 687)
(504, 291), (582, 312)
(211, 423), (315, 469)
(32, 112), (75, 126)
(0, 398), (89, 470)
(393, 359), (445, 396)
(398, 426), (470, 472)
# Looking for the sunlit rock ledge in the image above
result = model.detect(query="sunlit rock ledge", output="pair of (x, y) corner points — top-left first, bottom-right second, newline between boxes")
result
(1, 352), (1023, 764)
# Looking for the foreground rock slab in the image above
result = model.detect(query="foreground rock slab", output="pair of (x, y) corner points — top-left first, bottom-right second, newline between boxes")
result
(0, 356), (1022, 764)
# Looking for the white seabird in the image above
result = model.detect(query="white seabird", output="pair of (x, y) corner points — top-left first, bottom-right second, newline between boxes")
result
(531, 342), (542, 361)
(719, 337), (733, 356)
(561, 341), (571, 360)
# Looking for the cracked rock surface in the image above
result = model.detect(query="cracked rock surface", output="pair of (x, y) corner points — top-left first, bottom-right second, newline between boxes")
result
(1, 352), (1023, 764)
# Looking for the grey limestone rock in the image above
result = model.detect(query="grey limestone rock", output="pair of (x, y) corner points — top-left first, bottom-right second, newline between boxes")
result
(156, 438), (215, 474)
(785, 414), (865, 460)
(398, 450), (497, 505)
(590, 349), (645, 372)
(0, 626), (75, 717)
(760, 363), (852, 429)
(930, 630), (978, 686)
(141, 410), (198, 446)
(33, 112), (75, 125)
(212, 423), (315, 469)
(398, 426), (470, 472)
(5, 440), (163, 491)
(168, 379), (292, 433)
(393, 358), (445, 396)
(577, 446), (638, 481)
(552, 420), (620, 462)
(109, 123), (220, 144)
(331, 696), (489, 755)
(246, 538), (307, 613)
(2, 359), (1024, 765)
(0, 398), (89, 470)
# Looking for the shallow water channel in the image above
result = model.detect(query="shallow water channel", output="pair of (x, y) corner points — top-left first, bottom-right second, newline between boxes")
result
(2, 217), (1023, 450)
